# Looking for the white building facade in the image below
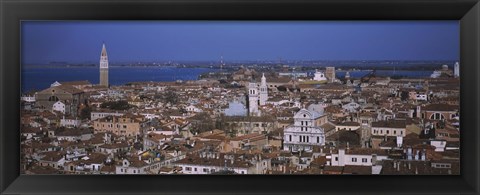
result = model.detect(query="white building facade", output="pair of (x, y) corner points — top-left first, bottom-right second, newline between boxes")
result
(283, 108), (326, 152)
(313, 69), (327, 81)
(52, 101), (66, 114)
(329, 148), (389, 167)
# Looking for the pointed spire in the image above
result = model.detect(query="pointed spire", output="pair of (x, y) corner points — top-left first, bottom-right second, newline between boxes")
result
(101, 43), (108, 57)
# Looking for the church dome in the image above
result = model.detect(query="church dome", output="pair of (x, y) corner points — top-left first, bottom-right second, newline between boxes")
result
(307, 103), (324, 116)
(442, 64), (449, 70)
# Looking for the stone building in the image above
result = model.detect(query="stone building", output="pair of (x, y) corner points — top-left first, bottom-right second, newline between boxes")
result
(283, 107), (327, 152)
(35, 85), (86, 117)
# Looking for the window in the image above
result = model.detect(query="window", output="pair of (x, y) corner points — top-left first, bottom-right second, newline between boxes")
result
(241, 171), (245, 174)
(386, 130), (390, 134)
(317, 137), (319, 143)
(306, 136), (309, 143)
(335, 157), (338, 161)
(362, 158), (367, 163)
(203, 168), (209, 173)
(352, 158), (357, 162)
(194, 168), (197, 171)
(133, 170), (136, 173)
(394, 130), (396, 135)
(289, 135), (292, 142)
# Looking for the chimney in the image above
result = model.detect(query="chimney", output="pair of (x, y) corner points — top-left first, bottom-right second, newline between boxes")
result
(407, 147), (413, 160)
(396, 136), (403, 148)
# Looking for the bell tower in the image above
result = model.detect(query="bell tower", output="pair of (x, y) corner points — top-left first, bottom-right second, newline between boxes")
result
(248, 82), (259, 116)
(99, 43), (109, 87)
(259, 73), (268, 106)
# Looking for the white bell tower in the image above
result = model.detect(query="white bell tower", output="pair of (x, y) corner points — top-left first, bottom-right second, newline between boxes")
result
(248, 82), (259, 116)
(259, 73), (268, 106)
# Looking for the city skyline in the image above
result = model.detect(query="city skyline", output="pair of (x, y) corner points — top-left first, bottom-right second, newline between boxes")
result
(22, 21), (459, 64)
(20, 27), (461, 175)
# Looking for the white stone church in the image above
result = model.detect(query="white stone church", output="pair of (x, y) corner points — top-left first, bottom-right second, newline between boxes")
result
(283, 104), (327, 152)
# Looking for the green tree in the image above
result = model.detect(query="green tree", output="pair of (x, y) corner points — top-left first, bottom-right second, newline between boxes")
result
(80, 106), (92, 120)
(100, 100), (132, 110)
(164, 90), (178, 105)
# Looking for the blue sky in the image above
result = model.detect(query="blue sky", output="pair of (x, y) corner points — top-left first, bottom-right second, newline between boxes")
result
(21, 21), (459, 64)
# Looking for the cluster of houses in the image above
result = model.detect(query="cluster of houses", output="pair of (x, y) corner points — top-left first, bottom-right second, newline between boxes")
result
(20, 65), (460, 175)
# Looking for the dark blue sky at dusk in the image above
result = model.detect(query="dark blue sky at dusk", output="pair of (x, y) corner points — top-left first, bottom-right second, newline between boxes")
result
(22, 21), (459, 64)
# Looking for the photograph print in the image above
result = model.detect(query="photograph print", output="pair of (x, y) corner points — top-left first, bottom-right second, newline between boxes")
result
(20, 21), (460, 175)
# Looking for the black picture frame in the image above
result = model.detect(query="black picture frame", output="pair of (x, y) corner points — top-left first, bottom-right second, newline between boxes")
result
(1, 0), (479, 194)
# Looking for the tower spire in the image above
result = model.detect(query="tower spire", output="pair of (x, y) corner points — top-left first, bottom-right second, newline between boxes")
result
(99, 43), (109, 87)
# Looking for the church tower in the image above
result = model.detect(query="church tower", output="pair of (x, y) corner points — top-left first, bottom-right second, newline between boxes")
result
(454, 62), (460, 78)
(99, 43), (109, 87)
(248, 82), (259, 116)
(259, 73), (268, 106)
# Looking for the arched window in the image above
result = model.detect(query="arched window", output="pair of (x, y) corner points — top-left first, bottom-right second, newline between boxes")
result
(48, 96), (59, 102)
(430, 113), (445, 120)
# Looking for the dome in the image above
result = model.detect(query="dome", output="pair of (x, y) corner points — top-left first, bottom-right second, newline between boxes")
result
(307, 103), (324, 116)
(442, 64), (449, 70)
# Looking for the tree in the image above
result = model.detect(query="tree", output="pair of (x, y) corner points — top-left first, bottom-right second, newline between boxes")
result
(80, 106), (92, 120)
(100, 100), (132, 110)
(164, 90), (178, 105)
(189, 113), (215, 135)
(338, 131), (360, 146)
(277, 86), (287, 92)
(400, 91), (409, 101)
